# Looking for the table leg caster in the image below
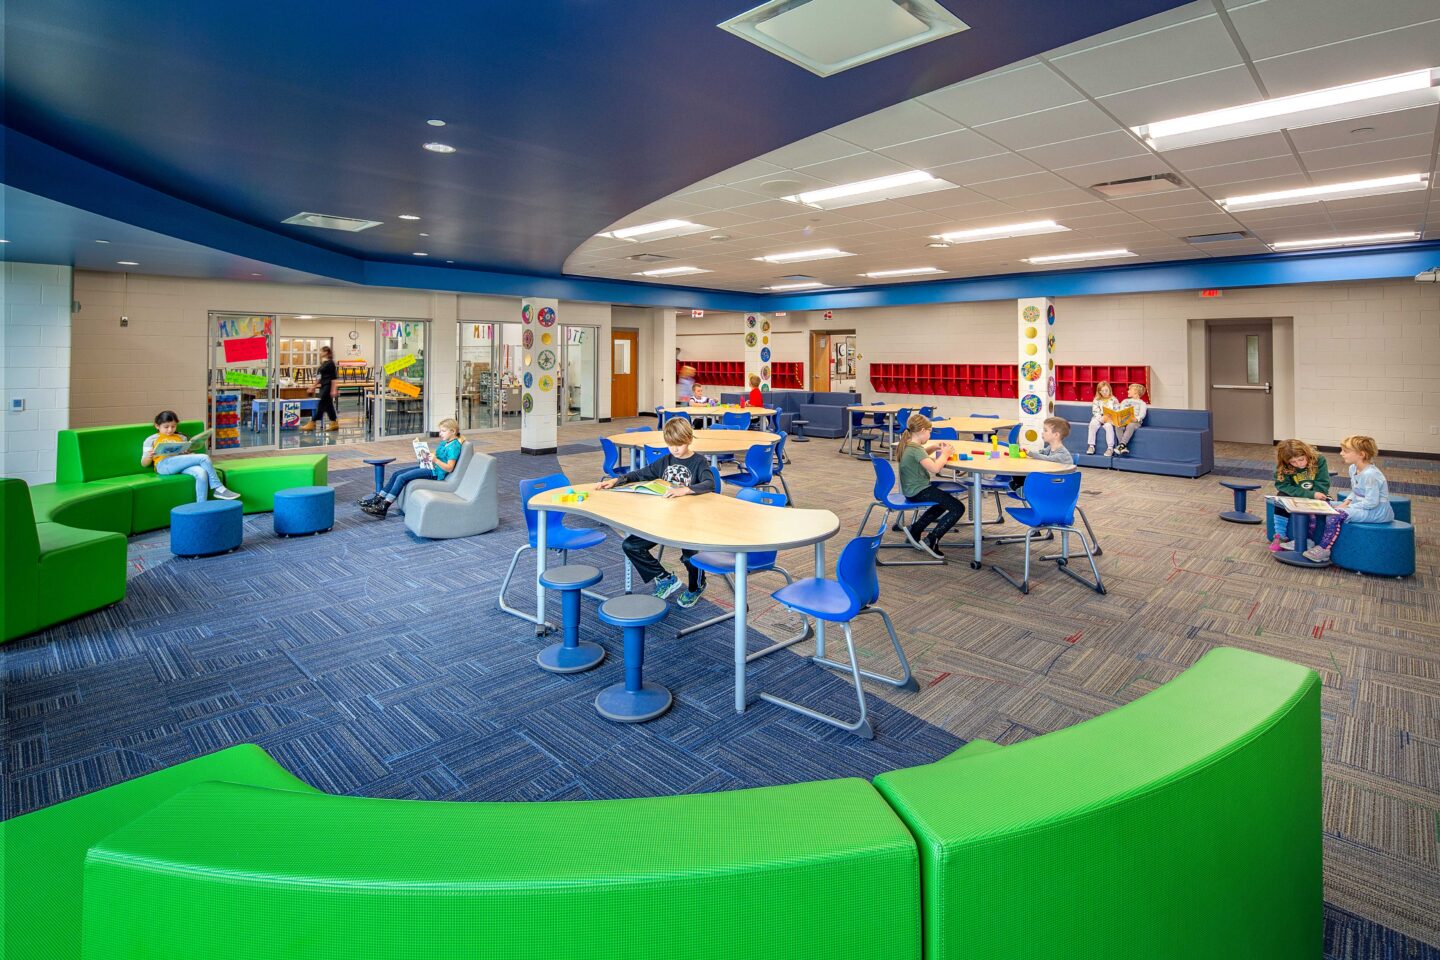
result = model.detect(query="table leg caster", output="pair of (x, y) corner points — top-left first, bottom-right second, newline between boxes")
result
(970, 560), (982, 570)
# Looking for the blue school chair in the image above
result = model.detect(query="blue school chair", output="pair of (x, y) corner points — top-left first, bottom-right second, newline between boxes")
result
(767, 534), (919, 738)
(720, 411), (750, 430)
(857, 458), (943, 566)
(721, 442), (778, 495)
(499, 473), (608, 629)
(599, 437), (628, 480)
(991, 472), (1104, 596)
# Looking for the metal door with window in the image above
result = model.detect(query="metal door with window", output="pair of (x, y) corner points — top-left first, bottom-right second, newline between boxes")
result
(375, 320), (428, 437)
(1207, 321), (1273, 444)
(611, 330), (638, 418)
(209, 312), (277, 450)
(560, 325), (597, 422)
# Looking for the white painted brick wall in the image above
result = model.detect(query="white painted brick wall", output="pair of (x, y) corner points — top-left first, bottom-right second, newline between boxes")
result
(2, 263), (72, 484)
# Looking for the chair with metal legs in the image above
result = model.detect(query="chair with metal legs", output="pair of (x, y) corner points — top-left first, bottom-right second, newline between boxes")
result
(599, 437), (628, 480)
(856, 458), (943, 566)
(991, 472), (1105, 595)
(841, 404), (884, 458)
(679, 488), (812, 655)
(498, 473), (609, 631)
(720, 442), (777, 495)
(769, 432), (792, 502)
(766, 534), (919, 739)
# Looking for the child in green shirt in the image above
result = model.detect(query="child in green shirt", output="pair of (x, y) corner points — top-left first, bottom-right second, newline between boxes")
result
(897, 413), (963, 559)
(1268, 438), (1330, 551)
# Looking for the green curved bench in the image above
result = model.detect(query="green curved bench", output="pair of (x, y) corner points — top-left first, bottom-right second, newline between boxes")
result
(1, 648), (1320, 960)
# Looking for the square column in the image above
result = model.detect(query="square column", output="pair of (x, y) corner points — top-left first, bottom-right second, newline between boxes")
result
(1016, 298), (1055, 445)
(521, 298), (560, 455)
(744, 314), (771, 391)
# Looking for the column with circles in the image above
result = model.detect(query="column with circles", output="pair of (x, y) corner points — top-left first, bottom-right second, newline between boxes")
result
(743, 313), (771, 392)
(1016, 298), (1056, 446)
(520, 299), (560, 455)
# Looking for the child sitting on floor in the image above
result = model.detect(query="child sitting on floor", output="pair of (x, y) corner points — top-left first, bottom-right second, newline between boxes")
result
(140, 410), (241, 503)
(362, 418), (463, 518)
(597, 417), (716, 607)
(1010, 417), (1074, 493)
(1303, 435), (1392, 564)
(1114, 383), (1148, 456)
(1086, 381), (1119, 456)
(1268, 438), (1331, 551)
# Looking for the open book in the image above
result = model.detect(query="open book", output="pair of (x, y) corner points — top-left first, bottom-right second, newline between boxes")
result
(1101, 406), (1135, 428)
(617, 479), (671, 496)
(1276, 496), (1337, 515)
(153, 429), (213, 456)
(413, 438), (434, 469)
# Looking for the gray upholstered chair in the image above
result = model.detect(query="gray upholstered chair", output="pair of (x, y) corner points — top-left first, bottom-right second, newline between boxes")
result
(403, 451), (499, 539)
(396, 441), (474, 512)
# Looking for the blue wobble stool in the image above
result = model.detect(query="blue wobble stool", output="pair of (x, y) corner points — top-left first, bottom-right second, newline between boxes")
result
(536, 564), (606, 673)
(273, 486), (335, 537)
(170, 500), (243, 557)
(595, 594), (671, 723)
(1219, 480), (1263, 524)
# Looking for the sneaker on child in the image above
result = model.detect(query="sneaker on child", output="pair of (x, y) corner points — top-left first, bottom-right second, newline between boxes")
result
(1302, 546), (1331, 563)
(677, 584), (705, 608)
(652, 573), (682, 600)
(213, 486), (241, 500)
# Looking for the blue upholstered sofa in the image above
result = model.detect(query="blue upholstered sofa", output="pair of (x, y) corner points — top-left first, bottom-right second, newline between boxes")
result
(719, 390), (859, 438)
(1056, 402), (1214, 478)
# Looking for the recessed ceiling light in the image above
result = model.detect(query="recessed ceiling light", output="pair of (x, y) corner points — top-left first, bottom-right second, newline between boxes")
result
(398, 214), (421, 221)
(446, 260), (455, 263)
(422, 142), (456, 154)
(709, 234), (732, 241)
(634, 266), (713, 277)
(0, 239), (10, 244)
(251, 273), (262, 277)
(753, 247), (854, 264)
(418, 233), (429, 237)
(426, 119), (447, 127)
(283, 211), (384, 232)
(116, 260), (139, 266)
(781, 170), (957, 209)
(1220, 173), (1429, 212)
(932, 220), (1070, 244)
(718, 0), (969, 78)
(413, 252), (429, 256)
(1024, 249), (1137, 265)
(1269, 230), (1420, 251)
(765, 281), (829, 291)
(925, 241), (950, 249)
(1133, 68), (1440, 151)
(599, 219), (711, 242)
(859, 267), (944, 278)
(94, 239), (110, 244)
(294, 315), (315, 320)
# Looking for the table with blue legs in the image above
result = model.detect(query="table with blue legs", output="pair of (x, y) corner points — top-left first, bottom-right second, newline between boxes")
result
(527, 484), (839, 713)
(1271, 498), (1335, 568)
(249, 398), (319, 431)
(363, 458), (396, 494)
(940, 443), (1075, 569)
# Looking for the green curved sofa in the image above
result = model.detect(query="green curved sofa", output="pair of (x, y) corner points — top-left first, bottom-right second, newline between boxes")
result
(0, 648), (1321, 960)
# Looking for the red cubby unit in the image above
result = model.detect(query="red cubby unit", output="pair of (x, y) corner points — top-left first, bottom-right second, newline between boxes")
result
(770, 361), (804, 389)
(681, 360), (748, 387)
(1055, 365), (1150, 403)
(868, 361), (1024, 398)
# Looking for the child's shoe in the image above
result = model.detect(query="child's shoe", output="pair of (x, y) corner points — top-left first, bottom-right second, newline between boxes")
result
(357, 493), (381, 507)
(213, 486), (241, 500)
(677, 582), (706, 608)
(924, 534), (947, 560)
(1103, 447), (1114, 457)
(1085, 445), (1095, 455)
(1302, 545), (1331, 563)
(326, 421), (340, 432)
(1115, 443), (1128, 455)
(362, 499), (391, 517)
(1268, 536), (1285, 552)
(651, 573), (682, 600)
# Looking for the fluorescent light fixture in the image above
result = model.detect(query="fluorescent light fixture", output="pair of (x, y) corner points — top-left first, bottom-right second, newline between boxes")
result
(859, 267), (944, 278)
(1269, 230), (1420, 251)
(932, 220), (1069, 244)
(283, 212), (383, 232)
(398, 214), (421, 221)
(413, 252), (429, 256)
(1134, 68), (1440, 151)
(1024, 249), (1136, 265)
(94, 239), (110, 244)
(0, 239), (9, 244)
(634, 266), (712, 277)
(765, 281), (828, 291)
(781, 170), (957, 209)
(599, 219), (711, 242)
(116, 260), (139, 266)
(294, 315), (315, 319)
(753, 247), (854, 264)
(422, 142), (456, 153)
(1221, 173), (1428, 212)
(426, 119), (446, 127)
(718, 0), (968, 78)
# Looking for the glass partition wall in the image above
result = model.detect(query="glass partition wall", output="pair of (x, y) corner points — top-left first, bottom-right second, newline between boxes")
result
(457, 321), (597, 431)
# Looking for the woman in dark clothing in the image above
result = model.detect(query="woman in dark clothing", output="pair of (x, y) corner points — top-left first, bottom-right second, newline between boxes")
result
(302, 345), (340, 432)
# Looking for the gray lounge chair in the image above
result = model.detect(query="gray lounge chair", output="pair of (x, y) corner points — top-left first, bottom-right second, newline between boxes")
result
(403, 451), (499, 539)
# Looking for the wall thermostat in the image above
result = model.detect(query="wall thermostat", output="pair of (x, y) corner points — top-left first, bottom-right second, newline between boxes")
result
(10, 398), (24, 412)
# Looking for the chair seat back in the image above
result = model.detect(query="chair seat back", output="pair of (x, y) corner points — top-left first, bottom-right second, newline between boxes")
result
(835, 535), (883, 615)
(720, 411), (750, 430)
(518, 473), (576, 547)
(644, 446), (669, 467)
(599, 437), (622, 477)
(736, 488), (786, 565)
(1021, 472), (1081, 526)
(742, 443), (774, 483)
(869, 457), (901, 504)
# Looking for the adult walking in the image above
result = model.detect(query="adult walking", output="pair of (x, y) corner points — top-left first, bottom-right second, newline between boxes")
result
(301, 345), (340, 432)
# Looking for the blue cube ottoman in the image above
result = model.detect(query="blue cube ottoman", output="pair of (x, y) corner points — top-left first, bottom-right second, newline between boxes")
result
(273, 486), (335, 537)
(170, 500), (244, 557)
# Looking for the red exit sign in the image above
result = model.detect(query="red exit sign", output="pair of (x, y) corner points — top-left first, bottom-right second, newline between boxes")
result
(1199, 289), (1223, 298)
(690, 309), (704, 317)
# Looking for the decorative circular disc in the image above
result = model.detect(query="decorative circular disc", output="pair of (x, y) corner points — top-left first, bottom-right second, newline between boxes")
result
(522, 329), (534, 349)
(541, 332), (553, 345)
(521, 393), (534, 413)
(1020, 394), (1042, 415)
(762, 321), (771, 332)
(1025, 343), (1038, 356)
(762, 336), (769, 345)
(760, 364), (771, 379)
(1021, 360), (1042, 382)
(760, 347), (771, 362)
(523, 372), (534, 389)
(537, 307), (557, 327)
(1047, 376), (1056, 398)
(1025, 326), (1038, 339)
(1022, 306), (1040, 322)
(1047, 305), (1056, 324)
(745, 332), (757, 347)
(1025, 428), (1039, 442)
(521, 304), (533, 324)
(537, 350), (556, 370)
(746, 315), (757, 328)
(1047, 401), (1054, 413)
(1047, 333), (1056, 353)
(761, 381), (770, 391)
(538, 375), (554, 392)
(523, 353), (533, 367)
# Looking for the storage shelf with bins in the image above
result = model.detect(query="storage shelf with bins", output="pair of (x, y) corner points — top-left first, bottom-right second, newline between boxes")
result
(1055, 365), (1150, 402)
(770, 361), (804, 389)
(681, 361), (745, 387)
(868, 362), (1018, 399)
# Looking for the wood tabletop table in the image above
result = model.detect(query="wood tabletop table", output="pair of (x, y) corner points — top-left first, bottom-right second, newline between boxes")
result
(608, 429), (780, 457)
(938, 443), (1075, 568)
(661, 405), (777, 417)
(931, 415), (1023, 435)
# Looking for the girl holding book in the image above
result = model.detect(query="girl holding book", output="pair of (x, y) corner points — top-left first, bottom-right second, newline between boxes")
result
(1268, 439), (1331, 551)
(1302, 435), (1393, 564)
(362, 418), (463, 517)
(1086, 381), (1120, 456)
(140, 410), (241, 503)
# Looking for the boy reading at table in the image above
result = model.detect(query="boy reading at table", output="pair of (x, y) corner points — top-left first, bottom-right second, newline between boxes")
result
(1009, 417), (1074, 494)
(597, 417), (717, 607)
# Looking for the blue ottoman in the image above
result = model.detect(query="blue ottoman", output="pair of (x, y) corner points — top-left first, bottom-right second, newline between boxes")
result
(1332, 520), (1415, 578)
(273, 486), (335, 537)
(170, 500), (244, 557)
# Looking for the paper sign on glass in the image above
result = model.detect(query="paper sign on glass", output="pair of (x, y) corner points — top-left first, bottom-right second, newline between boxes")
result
(224, 372), (269, 388)
(384, 354), (417, 375)
(223, 336), (268, 363)
(388, 377), (422, 398)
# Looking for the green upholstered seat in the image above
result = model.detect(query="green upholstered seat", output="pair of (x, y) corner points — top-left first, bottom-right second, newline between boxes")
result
(80, 777), (919, 960)
(1, 745), (318, 960)
(2, 478), (127, 643)
(214, 455), (328, 513)
(57, 420), (206, 483)
(27, 481), (132, 535)
(872, 647), (1321, 960)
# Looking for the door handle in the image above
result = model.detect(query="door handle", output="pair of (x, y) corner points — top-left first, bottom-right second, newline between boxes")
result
(1212, 383), (1271, 394)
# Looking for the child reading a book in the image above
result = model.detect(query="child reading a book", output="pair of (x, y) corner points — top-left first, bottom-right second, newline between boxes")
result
(362, 418), (463, 517)
(1086, 381), (1120, 456)
(1009, 417), (1074, 493)
(1302, 435), (1393, 564)
(140, 410), (240, 503)
(896, 413), (963, 559)
(597, 417), (716, 607)
(1113, 383), (1148, 455)
(1268, 439), (1331, 551)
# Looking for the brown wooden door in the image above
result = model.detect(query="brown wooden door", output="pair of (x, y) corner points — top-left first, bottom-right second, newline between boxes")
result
(610, 329), (639, 418)
(1207, 321), (1274, 444)
(811, 331), (830, 392)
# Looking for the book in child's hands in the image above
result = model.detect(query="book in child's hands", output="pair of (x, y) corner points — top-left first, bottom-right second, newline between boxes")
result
(413, 438), (434, 469)
(153, 429), (214, 456)
(1101, 406), (1135, 428)
(617, 479), (671, 496)
(1276, 496), (1337, 515)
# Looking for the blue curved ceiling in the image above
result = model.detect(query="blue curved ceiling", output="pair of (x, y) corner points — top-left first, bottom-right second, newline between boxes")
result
(4, 0), (1194, 284)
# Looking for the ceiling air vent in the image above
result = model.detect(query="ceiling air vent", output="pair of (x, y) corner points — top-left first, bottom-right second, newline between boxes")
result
(780, 274), (817, 282)
(282, 212), (383, 232)
(627, 253), (674, 263)
(1186, 231), (1250, 244)
(1090, 173), (1184, 199)
(718, 0), (968, 78)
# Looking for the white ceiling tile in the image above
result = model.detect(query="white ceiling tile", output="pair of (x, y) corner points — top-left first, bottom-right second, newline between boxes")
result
(1006, 187), (1113, 212)
(1197, 240), (1274, 255)
(761, 133), (867, 170)
(914, 197), (1024, 223)
(969, 171), (1074, 200)
(895, 184), (993, 212)
(876, 129), (1008, 169)
(1253, 18), (1440, 97)
(1287, 105), (1438, 153)
(677, 185), (778, 210)
(1019, 130), (1149, 171)
(1183, 154), (1305, 187)
(693, 210), (764, 229)
(828, 101), (963, 151)
(1110, 187), (1218, 212)
(1302, 151), (1434, 182)
(841, 197), (935, 220)
(1297, 134), (1434, 172)
(1096, 65), (1266, 127)
(929, 152), (1044, 185)
(1043, 2), (1216, 58)
(1049, 15), (1243, 98)
(975, 101), (1121, 151)
(919, 63), (1083, 127)
(794, 151), (914, 184)
(1159, 132), (1294, 170)
(1053, 155), (1173, 189)
(1229, 0), (1440, 60)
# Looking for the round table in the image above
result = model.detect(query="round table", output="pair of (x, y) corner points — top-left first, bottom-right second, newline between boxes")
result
(941, 444), (1075, 569)
(930, 415), (1023, 437)
(608, 429), (781, 469)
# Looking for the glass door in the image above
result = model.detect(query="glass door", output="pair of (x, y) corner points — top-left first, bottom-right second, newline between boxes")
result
(458, 322), (497, 431)
(375, 320), (429, 438)
(559, 325), (598, 423)
(495, 323), (525, 430)
(208, 312), (277, 450)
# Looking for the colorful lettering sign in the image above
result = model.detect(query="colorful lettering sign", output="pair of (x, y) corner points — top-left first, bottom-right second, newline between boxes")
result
(383, 354), (417, 375)
(216, 315), (272, 338)
(280, 401), (301, 430)
(387, 377), (422, 398)
(223, 372), (269, 388)
(223, 336), (268, 363)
